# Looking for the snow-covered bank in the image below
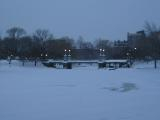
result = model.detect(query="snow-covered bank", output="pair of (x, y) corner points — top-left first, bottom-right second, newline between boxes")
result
(0, 60), (44, 68)
(0, 60), (160, 120)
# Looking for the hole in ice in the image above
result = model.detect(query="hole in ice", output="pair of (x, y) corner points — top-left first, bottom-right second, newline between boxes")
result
(102, 83), (138, 92)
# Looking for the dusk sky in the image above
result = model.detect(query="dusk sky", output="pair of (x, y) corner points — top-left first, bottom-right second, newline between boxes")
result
(1, 0), (160, 41)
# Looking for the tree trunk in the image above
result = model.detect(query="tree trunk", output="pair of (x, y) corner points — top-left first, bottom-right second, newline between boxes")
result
(35, 59), (37, 67)
(154, 59), (157, 69)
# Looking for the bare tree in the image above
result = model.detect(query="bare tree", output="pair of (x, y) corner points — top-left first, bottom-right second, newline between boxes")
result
(33, 29), (53, 58)
(5, 27), (26, 56)
(144, 21), (158, 35)
(33, 29), (52, 42)
(95, 39), (111, 49)
(76, 36), (94, 49)
(144, 22), (160, 69)
(94, 39), (112, 58)
(6, 27), (26, 39)
(76, 36), (85, 49)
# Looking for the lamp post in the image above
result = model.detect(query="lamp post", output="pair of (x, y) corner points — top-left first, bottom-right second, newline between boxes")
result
(68, 49), (71, 55)
(99, 49), (105, 61)
(40, 53), (48, 60)
(64, 49), (67, 55)
(68, 49), (71, 61)
(99, 49), (102, 56)
(64, 49), (67, 61)
(98, 49), (106, 68)
(64, 49), (71, 61)
(102, 49), (105, 57)
(134, 47), (137, 60)
(99, 49), (102, 61)
(63, 49), (72, 69)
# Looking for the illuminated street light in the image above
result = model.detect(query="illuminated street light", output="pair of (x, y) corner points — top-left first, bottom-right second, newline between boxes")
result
(102, 49), (105, 59)
(64, 49), (67, 56)
(64, 49), (71, 61)
(68, 49), (71, 55)
(99, 49), (105, 61)
(68, 49), (71, 61)
(99, 49), (102, 56)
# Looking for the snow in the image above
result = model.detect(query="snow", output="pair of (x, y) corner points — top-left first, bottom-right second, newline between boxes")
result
(106, 59), (128, 63)
(0, 60), (160, 120)
(45, 59), (128, 63)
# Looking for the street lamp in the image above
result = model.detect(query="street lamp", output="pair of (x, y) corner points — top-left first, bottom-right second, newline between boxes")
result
(102, 49), (105, 56)
(99, 49), (105, 61)
(64, 49), (71, 61)
(68, 49), (71, 61)
(40, 53), (48, 60)
(99, 49), (102, 56)
(102, 49), (105, 60)
(68, 49), (71, 56)
(64, 49), (67, 61)
(64, 49), (67, 55)
(134, 47), (137, 60)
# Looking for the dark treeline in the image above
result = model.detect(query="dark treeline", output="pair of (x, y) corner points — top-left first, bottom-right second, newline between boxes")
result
(0, 22), (160, 61)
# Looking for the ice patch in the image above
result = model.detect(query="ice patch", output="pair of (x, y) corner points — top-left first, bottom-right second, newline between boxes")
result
(102, 83), (138, 92)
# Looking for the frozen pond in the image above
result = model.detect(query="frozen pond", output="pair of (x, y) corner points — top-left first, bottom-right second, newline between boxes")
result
(0, 61), (160, 120)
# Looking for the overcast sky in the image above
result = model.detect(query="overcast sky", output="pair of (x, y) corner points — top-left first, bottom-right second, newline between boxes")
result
(1, 0), (160, 41)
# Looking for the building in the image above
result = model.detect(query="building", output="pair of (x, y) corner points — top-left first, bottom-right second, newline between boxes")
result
(114, 40), (128, 48)
(127, 30), (146, 48)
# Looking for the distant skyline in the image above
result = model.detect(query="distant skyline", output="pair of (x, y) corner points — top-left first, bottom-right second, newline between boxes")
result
(1, 0), (160, 41)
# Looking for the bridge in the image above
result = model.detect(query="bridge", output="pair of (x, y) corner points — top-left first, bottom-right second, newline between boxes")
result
(43, 59), (131, 69)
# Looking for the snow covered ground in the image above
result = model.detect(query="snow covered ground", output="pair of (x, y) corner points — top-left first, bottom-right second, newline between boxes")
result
(0, 60), (160, 120)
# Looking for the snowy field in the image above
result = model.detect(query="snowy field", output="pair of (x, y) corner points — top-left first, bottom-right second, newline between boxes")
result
(0, 60), (160, 120)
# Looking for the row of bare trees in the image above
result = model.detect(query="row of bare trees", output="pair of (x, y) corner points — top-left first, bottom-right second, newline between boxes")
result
(0, 23), (160, 63)
(0, 27), (112, 60)
(0, 28), (73, 59)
